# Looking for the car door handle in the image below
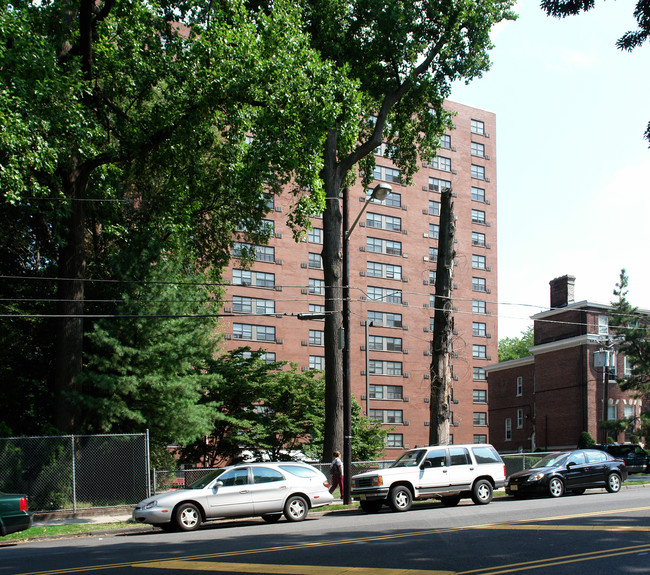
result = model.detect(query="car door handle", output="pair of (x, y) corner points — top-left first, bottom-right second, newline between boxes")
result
(239, 490), (249, 494)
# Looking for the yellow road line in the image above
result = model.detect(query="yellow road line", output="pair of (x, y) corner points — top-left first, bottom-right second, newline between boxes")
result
(138, 560), (455, 574)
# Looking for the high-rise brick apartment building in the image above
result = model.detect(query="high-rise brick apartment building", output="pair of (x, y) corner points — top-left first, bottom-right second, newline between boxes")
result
(218, 100), (498, 457)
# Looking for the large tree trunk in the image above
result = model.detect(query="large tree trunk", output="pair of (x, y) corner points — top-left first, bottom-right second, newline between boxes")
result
(429, 188), (455, 445)
(320, 129), (344, 460)
(54, 165), (88, 432)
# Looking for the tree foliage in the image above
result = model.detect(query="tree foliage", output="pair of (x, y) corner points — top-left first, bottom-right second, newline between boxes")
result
(610, 270), (650, 398)
(541, 0), (650, 143)
(498, 326), (534, 362)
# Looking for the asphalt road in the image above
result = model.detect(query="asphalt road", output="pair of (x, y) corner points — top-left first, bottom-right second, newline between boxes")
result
(2, 487), (649, 575)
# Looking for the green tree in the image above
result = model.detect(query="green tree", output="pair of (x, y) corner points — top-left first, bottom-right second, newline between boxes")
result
(301, 0), (517, 458)
(75, 254), (222, 448)
(541, 0), (650, 144)
(610, 270), (650, 398)
(498, 326), (534, 362)
(1, 0), (345, 432)
(577, 431), (596, 449)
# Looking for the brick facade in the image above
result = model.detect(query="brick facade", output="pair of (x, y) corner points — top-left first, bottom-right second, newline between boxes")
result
(487, 276), (646, 452)
(219, 100), (499, 456)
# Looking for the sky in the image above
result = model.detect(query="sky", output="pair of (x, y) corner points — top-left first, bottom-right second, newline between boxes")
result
(449, 0), (650, 340)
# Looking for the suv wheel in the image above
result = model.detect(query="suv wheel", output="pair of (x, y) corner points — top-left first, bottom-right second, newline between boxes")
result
(471, 479), (493, 505)
(388, 486), (412, 512)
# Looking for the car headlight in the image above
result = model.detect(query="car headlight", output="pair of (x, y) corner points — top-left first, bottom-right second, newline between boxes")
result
(526, 472), (546, 482)
(145, 500), (158, 509)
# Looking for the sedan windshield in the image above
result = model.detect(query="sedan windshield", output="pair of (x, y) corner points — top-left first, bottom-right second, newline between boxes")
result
(532, 453), (569, 469)
(188, 469), (227, 489)
(390, 449), (426, 468)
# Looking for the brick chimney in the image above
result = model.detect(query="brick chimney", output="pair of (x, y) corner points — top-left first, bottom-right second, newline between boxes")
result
(550, 275), (575, 309)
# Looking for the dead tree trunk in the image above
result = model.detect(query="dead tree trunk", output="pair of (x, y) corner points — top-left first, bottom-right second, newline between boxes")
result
(429, 188), (455, 445)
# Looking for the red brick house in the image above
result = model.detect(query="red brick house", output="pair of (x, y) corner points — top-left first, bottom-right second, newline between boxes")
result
(487, 275), (646, 452)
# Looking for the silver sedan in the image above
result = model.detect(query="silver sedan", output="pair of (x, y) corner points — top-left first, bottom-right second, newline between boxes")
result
(133, 462), (333, 531)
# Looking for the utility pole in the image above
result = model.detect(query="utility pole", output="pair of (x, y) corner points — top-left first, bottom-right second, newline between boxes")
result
(429, 188), (455, 445)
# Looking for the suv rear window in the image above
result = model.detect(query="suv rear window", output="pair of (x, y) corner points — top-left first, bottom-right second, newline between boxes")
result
(472, 446), (501, 464)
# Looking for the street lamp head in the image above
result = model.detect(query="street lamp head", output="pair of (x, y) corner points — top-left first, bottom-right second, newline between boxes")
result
(371, 183), (392, 201)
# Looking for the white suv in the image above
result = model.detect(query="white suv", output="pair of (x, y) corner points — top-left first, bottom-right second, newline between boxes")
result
(351, 444), (506, 513)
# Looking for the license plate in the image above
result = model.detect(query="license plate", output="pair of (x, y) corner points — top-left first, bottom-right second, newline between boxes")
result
(510, 485), (518, 491)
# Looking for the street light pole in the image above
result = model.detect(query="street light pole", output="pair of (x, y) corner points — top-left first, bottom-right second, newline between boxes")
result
(342, 182), (392, 504)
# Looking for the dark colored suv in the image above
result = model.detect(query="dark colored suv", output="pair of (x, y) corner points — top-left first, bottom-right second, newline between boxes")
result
(593, 444), (650, 473)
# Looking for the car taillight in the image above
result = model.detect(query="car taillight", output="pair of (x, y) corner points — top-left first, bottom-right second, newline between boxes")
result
(323, 481), (330, 489)
(20, 497), (28, 512)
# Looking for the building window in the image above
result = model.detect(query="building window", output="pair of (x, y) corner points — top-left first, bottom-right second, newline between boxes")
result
(473, 412), (487, 426)
(473, 345), (487, 359)
(472, 232), (486, 247)
(471, 209), (486, 224)
(309, 303), (325, 314)
(309, 356), (324, 370)
(473, 389), (487, 403)
(472, 300), (487, 314)
(368, 336), (403, 352)
(624, 356), (633, 377)
(598, 315), (609, 335)
(429, 200), (440, 216)
(505, 418), (512, 441)
(308, 228), (323, 244)
(429, 270), (437, 284)
(472, 277), (487, 292)
(367, 212), (401, 231)
(367, 237), (402, 256)
(429, 224), (440, 239)
(374, 165), (401, 183)
(368, 310), (403, 328)
(439, 134), (451, 149)
(367, 261), (402, 280)
(472, 254), (487, 270)
(473, 367), (487, 381)
(429, 177), (452, 192)
(431, 156), (451, 172)
(474, 435), (488, 444)
(309, 278), (324, 295)
(429, 247), (438, 262)
(471, 142), (485, 158)
(309, 330), (324, 346)
(232, 296), (275, 314)
(473, 322), (487, 337)
(370, 384), (403, 400)
(516, 376), (523, 397)
(471, 119), (485, 135)
(369, 409), (403, 424)
(233, 323), (275, 342)
(386, 433), (404, 448)
(517, 409), (524, 429)
(607, 404), (617, 420)
(471, 186), (486, 202)
(233, 270), (276, 288)
(471, 164), (485, 180)
(367, 286), (402, 304)
(242, 350), (276, 364)
(369, 360), (403, 376)
(308, 252), (322, 269)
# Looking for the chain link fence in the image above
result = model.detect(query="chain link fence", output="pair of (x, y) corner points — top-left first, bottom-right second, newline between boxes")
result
(0, 432), (150, 512)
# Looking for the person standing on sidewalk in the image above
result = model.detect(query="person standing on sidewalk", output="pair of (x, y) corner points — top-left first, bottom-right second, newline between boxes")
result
(329, 450), (344, 499)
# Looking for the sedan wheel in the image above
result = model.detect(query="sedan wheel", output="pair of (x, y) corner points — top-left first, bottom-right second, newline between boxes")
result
(548, 477), (564, 498)
(471, 479), (493, 505)
(388, 486), (412, 512)
(284, 495), (309, 522)
(606, 473), (622, 493)
(175, 502), (202, 531)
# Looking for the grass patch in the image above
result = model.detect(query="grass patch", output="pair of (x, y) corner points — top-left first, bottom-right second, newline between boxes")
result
(0, 521), (136, 543)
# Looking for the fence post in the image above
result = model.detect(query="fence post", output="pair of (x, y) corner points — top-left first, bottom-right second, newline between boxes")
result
(145, 429), (151, 499)
(71, 434), (77, 513)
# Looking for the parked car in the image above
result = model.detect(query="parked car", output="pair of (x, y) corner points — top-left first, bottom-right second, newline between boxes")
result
(593, 443), (650, 473)
(133, 462), (333, 531)
(506, 449), (628, 498)
(0, 491), (32, 537)
(351, 444), (506, 513)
